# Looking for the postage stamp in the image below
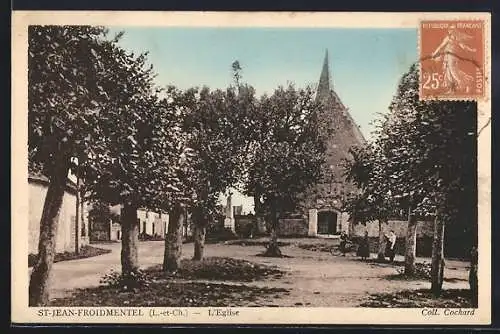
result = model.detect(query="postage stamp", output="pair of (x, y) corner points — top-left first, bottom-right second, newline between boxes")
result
(11, 11), (491, 326)
(419, 20), (486, 100)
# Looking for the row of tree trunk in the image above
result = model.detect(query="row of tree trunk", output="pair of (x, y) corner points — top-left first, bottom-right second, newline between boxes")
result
(375, 209), (446, 297)
(27, 177), (456, 306)
(29, 173), (196, 306)
(29, 157), (70, 306)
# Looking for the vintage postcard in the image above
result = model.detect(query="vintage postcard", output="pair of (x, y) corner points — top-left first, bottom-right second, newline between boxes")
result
(11, 11), (491, 325)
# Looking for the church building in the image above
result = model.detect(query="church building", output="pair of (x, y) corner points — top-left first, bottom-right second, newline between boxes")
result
(290, 50), (366, 237)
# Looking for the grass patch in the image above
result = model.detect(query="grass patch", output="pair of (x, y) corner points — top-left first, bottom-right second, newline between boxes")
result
(385, 262), (432, 280)
(382, 262), (468, 283)
(227, 240), (291, 247)
(365, 259), (406, 266)
(297, 243), (337, 253)
(90, 240), (119, 244)
(148, 257), (285, 282)
(49, 281), (290, 307)
(28, 245), (111, 268)
(359, 289), (476, 308)
(51, 261), (288, 307)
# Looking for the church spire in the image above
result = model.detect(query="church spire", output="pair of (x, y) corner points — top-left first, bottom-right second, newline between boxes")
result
(317, 49), (331, 100)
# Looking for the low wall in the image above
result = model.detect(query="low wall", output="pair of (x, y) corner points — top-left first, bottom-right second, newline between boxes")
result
(352, 219), (434, 239)
(234, 216), (255, 237)
(234, 215), (309, 237)
(278, 218), (308, 236)
(351, 235), (434, 258)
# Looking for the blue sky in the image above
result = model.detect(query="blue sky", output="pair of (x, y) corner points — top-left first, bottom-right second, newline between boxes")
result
(107, 27), (418, 212)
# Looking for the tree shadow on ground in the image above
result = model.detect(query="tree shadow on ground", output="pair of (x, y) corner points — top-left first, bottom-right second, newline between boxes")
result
(226, 240), (291, 247)
(296, 243), (337, 253)
(147, 257), (286, 282)
(49, 281), (291, 307)
(28, 245), (111, 268)
(363, 258), (406, 266)
(255, 252), (294, 259)
(359, 289), (476, 308)
(49, 256), (289, 307)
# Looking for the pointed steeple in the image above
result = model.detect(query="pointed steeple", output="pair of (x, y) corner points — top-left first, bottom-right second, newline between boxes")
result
(317, 49), (331, 99)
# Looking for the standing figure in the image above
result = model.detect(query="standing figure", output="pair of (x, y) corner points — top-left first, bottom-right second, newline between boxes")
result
(431, 26), (477, 94)
(339, 231), (349, 256)
(357, 231), (370, 260)
(385, 230), (397, 263)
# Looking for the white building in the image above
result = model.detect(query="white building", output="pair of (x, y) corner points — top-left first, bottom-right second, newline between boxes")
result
(137, 209), (169, 237)
(28, 174), (90, 254)
(108, 205), (169, 240)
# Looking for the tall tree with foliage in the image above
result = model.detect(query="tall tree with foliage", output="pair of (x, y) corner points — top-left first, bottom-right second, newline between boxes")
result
(27, 25), (130, 306)
(84, 78), (195, 276)
(182, 84), (256, 260)
(344, 145), (396, 261)
(243, 84), (327, 256)
(377, 64), (477, 295)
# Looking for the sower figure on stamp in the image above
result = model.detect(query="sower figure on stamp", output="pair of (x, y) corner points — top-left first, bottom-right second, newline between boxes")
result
(431, 26), (477, 94)
(385, 230), (397, 263)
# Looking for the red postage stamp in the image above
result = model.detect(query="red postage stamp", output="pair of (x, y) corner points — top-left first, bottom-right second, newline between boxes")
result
(419, 20), (485, 100)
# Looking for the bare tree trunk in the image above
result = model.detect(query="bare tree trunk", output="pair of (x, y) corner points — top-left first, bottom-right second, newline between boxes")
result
(377, 218), (387, 261)
(80, 197), (85, 240)
(29, 157), (70, 306)
(74, 176), (80, 254)
(121, 202), (139, 275)
(163, 203), (185, 272)
(254, 193), (261, 215)
(469, 246), (478, 307)
(431, 212), (446, 296)
(405, 207), (418, 275)
(264, 206), (282, 257)
(193, 208), (206, 260)
(348, 214), (355, 237)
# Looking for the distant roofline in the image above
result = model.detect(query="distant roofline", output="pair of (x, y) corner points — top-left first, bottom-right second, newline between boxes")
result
(28, 174), (78, 195)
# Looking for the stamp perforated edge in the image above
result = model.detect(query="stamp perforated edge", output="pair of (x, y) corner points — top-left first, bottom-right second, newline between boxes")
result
(417, 18), (490, 102)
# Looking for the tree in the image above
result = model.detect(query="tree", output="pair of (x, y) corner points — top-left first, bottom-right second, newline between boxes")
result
(150, 86), (200, 269)
(83, 81), (195, 275)
(344, 145), (396, 261)
(377, 64), (477, 295)
(190, 86), (257, 260)
(376, 65), (435, 275)
(243, 84), (327, 256)
(180, 62), (257, 261)
(28, 25), (125, 306)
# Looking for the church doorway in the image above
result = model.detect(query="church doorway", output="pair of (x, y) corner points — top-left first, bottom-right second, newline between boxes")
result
(317, 211), (337, 235)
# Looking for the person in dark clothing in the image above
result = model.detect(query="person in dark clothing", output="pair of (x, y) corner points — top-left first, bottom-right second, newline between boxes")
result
(357, 231), (370, 260)
(385, 230), (397, 262)
(339, 232), (348, 256)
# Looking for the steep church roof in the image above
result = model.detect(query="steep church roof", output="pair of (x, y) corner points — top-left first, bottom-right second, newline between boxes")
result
(316, 50), (365, 174)
(301, 50), (366, 211)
